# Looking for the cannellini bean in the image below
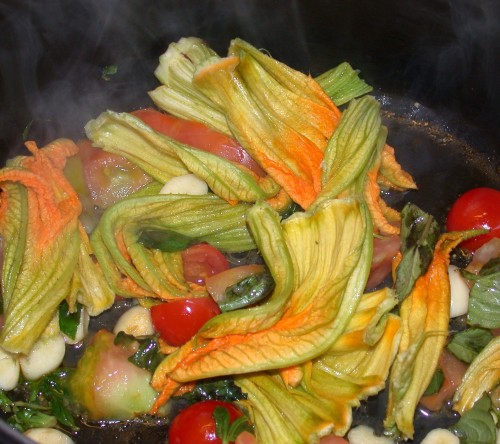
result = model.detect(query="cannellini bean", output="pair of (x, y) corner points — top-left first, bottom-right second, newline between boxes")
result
(19, 333), (66, 380)
(0, 346), (20, 390)
(449, 265), (470, 318)
(421, 428), (459, 444)
(160, 174), (208, 195)
(63, 308), (90, 345)
(113, 305), (155, 337)
(24, 428), (75, 444)
(347, 425), (394, 444)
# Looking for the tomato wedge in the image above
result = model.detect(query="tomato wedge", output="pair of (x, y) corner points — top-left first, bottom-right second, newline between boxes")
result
(150, 297), (220, 346)
(77, 139), (152, 209)
(181, 243), (230, 285)
(132, 108), (265, 176)
(168, 400), (244, 444)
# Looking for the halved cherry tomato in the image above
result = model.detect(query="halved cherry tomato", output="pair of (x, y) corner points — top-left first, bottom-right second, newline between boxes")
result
(150, 297), (220, 346)
(366, 234), (401, 290)
(77, 139), (152, 208)
(319, 436), (349, 444)
(181, 243), (230, 285)
(446, 187), (500, 252)
(168, 400), (244, 444)
(132, 108), (265, 176)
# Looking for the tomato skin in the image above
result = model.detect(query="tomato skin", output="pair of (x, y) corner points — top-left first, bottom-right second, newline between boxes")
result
(77, 139), (152, 208)
(168, 400), (243, 444)
(181, 244), (230, 285)
(446, 187), (500, 252)
(150, 297), (220, 346)
(132, 108), (265, 177)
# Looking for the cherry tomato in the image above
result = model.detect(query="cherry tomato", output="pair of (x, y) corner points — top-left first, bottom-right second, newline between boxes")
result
(181, 243), (230, 284)
(168, 400), (244, 444)
(446, 187), (500, 252)
(150, 297), (220, 346)
(132, 108), (265, 176)
(77, 139), (152, 208)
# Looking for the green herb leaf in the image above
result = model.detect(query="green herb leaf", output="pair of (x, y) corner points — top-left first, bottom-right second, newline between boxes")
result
(463, 258), (500, 329)
(102, 64), (118, 81)
(138, 229), (196, 252)
(179, 378), (247, 404)
(114, 331), (164, 373)
(450, 394), (496, 444)
(58, 300), (82, 340)
(220, 271), (275, 312)
(0, 391), (14, 413)
(394, 203), (440, 300)
(423, 368), (444, 396)
(213, 406), (252, 444)
(447, 328), (493, 364)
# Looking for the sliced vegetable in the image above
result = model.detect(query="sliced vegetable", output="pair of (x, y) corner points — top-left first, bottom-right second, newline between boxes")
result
(150, 297), (221, 346)
(77, 138), (153, 209)
(70, 329), (159, 420)
(181, 243), (230, 284)
(446, 187), (500, 252)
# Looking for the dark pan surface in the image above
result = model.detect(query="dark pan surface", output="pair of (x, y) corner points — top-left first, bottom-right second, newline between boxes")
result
(0, 0), (499, 443)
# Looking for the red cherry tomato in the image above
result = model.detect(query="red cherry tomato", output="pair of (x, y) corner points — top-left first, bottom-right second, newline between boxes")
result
(132, 108), (265, 176)
(181, 244), (230, 285)
(77, 139), (152, 208)
(150, 297), (220, 346)
(168, 400), (244, 444)
(446, 187), (500, 252)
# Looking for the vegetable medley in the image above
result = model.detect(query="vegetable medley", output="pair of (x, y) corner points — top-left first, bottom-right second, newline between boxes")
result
(0, 37), (499, 444)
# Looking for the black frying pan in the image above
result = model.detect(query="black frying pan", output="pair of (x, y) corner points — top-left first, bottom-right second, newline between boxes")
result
(0, 0), (499, 443)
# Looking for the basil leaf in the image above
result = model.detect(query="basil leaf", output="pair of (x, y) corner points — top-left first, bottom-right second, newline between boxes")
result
(179, 378), (247, 404)
(114, 331), (163, 373)
(220, 271), (275, 312)
(58, 300), (82, 340)
(463, 258), (500, 329)
(138, 228), (196, 252)
(447, 328), (493, 364)
(423, 368), (444, 396)
(394, 203), (440, 301)
(450, 394), (496, 444)
(213, 405), (252, 444)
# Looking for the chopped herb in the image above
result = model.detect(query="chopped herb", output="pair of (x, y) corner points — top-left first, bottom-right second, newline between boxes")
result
(138, 228), (196, 252)
(219, 271), (275, 312)
(394, 203), (440, 300)
(450, 394), (496, 444)
(22, 120), (33, 141)
(0, 369), (77, 432)
(58, 300), (82, 340)
(178, 378), (247, 404)
(423, 368), (444, 396)
(447, 328), (493, 364)
(102, 65), (118, 81)
(114, 331), (163, 373)
(463, 258), (500, 329)
(213, 405), (252, 444)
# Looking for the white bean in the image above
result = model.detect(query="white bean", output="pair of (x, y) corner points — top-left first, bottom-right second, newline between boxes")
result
(160, 174), (208, 195)
(0, 346), (20, 390)
(449, 265), (470, 318)
(24, 428), (75, 444)
(113, 305), (155, 337)
(19, 333), (66, 380)
(347, 425), (394, 444)
(421, 428), (460, 444)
